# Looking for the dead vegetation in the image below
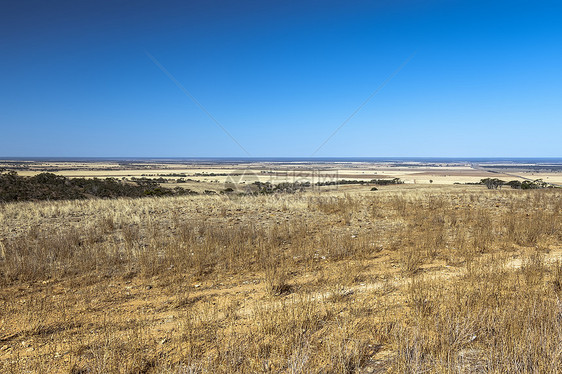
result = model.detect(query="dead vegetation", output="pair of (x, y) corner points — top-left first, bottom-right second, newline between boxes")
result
(0, 187), (561, 373)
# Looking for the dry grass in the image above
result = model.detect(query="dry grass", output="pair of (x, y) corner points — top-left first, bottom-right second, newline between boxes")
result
(0, 187), (561, 373)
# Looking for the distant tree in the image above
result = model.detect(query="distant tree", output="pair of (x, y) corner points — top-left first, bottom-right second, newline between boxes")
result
(481, 178), (505, 189)
(370, 178), (403, 186)
(520, 179), (549, 189)
(506, 180), (522, 189)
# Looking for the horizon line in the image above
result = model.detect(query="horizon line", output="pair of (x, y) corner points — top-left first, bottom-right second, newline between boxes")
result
(1, 156), (562, 161)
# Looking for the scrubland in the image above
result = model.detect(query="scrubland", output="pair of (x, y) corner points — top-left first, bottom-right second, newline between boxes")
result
(1, 186), (561, 373)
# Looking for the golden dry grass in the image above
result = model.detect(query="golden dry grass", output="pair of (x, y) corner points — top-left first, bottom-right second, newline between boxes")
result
(1, 186), (561, 373)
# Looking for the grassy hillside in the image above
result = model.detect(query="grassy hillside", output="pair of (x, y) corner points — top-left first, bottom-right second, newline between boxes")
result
(1, 187), (561, 372)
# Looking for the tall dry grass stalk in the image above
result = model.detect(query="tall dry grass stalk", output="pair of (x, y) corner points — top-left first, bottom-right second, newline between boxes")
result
(0, 188), (561, 372)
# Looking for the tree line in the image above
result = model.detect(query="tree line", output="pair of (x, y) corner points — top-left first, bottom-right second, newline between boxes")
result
(480, 178), (554, 190)
(0, 170), (197, 203)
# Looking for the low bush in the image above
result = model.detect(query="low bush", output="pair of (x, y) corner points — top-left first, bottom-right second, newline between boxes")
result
(0, 171), (197, 202)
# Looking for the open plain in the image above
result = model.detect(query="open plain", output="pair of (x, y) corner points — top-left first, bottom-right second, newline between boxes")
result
(4, 159), (562, 189)
(1, 160), (562, 373)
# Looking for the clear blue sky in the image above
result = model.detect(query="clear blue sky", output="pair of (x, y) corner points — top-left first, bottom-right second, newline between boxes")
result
(1, 0), (561, 157)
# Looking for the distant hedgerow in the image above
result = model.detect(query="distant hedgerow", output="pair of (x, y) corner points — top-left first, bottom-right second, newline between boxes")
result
(0, 171), (197, 202)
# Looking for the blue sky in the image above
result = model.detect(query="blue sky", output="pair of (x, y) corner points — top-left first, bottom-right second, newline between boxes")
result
(1, 0), (561, 157)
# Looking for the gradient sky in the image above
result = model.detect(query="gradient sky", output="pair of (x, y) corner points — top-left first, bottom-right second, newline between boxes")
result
(1, 0), (561, 157)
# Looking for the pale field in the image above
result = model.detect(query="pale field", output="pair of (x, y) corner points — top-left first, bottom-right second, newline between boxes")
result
(5, 160), (553, 187)
(1, 182), (562, 373)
